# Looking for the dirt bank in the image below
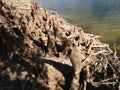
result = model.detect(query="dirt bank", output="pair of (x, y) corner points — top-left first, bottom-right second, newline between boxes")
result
(0, 0), (120, 90)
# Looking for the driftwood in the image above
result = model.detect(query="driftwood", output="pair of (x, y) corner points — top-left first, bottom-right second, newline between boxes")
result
(0, 0), (120, 90)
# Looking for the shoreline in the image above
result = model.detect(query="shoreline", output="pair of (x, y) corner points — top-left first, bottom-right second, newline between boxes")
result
(49, 9), (120, 56)
(0, 1), (120, 90)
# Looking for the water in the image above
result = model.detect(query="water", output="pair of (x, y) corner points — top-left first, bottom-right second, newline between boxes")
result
(32, 0), (120, 55)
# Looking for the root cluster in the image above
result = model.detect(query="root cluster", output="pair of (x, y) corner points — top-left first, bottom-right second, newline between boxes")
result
(0, 1), (120, 90)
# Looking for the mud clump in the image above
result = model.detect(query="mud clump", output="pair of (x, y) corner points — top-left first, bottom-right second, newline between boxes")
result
(0, 0), (120, 90)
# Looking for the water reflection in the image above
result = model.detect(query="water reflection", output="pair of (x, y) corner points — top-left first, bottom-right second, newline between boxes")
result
(91, 0), (120, 17)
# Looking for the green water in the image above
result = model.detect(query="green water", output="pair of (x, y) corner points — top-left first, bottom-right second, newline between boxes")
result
(32, 0), (120, 55)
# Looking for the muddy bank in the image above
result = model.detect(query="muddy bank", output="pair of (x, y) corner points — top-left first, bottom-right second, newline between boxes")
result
(0, 0), (120, 90)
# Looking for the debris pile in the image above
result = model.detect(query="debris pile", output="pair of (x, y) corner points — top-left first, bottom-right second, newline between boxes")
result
(0, 0), (120, 90)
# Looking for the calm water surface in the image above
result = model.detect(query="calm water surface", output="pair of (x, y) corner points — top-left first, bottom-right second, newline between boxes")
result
(32, 0), (120, 55)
